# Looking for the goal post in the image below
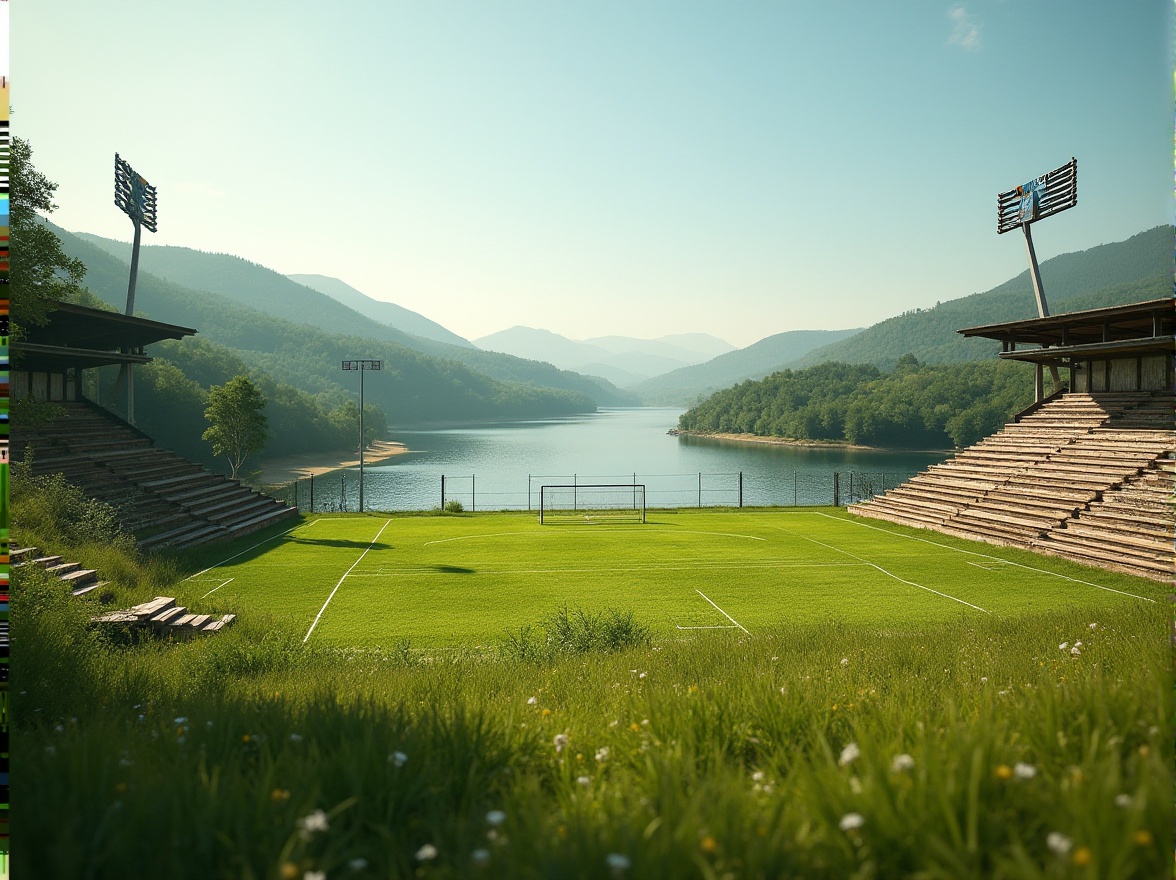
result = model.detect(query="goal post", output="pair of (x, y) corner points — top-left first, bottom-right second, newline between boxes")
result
(539, 484), (646, 524)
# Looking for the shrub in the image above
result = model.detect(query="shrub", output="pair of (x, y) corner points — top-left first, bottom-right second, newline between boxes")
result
(444, 499), (464, 513)
(501, 605), (651, 661)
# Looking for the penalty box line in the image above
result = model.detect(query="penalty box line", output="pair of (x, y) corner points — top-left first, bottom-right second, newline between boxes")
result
(770, 524), (991, 615)
(694, 588), (750, 634)
(303, 519), (392, 644)
(818, 512), (1156, 604)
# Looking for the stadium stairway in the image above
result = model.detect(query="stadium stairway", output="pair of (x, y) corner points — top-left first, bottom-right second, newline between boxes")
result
(11, 543), (109, 598)
(849, 392), (1175, 581)
(13, 400), (298, 551)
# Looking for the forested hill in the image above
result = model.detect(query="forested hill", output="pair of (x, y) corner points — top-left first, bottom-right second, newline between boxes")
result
(54, 224), (596, 424)
(631, 328), (862, 406)
(677, 358), (1035, 450)
(792, 225), (1172, 370)
(72, 230), (636, 406)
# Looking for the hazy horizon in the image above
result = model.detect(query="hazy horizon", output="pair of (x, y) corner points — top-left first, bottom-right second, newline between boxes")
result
(17, 2), (1172, 348)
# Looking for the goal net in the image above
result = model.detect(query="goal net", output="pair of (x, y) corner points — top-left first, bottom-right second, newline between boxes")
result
(539, 484), (646, 524)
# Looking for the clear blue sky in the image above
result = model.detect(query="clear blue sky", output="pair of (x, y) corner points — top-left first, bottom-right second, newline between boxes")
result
(15, 1), (1172, 347)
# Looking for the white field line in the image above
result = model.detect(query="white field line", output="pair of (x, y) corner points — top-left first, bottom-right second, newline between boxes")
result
(771, 524), (991, 614)
(303, 519), (392, 644)
(695, 588), (750, 634)
(184, 519), (321, 581)
(820, 512), (1157, 604)
(345, 561), (866, 578)
(200, 578), (234, 599)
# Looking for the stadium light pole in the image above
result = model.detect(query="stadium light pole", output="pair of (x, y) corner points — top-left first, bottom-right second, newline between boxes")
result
(112, 154), (158, 426)
(341, 359), (382, 511)
(997, 157), (1077, 399)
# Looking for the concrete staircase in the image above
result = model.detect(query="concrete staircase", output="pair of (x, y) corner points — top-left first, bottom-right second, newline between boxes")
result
(13, 400), (297, 551)
(851, 392), (1175, 581)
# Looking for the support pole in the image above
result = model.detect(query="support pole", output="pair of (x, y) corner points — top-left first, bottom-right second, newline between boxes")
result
(123, 219), (143, 426)
(441, 475), (446, 509)
(1022, 222), (1063, 393)
(310, 474), (314, 512)
(739, 471), (743, 508)
(359, 366), (365, 513)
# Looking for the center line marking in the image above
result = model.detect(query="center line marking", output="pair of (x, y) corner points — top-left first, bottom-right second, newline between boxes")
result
(303, 519), (392, 644)
(695, 588), (750, 634)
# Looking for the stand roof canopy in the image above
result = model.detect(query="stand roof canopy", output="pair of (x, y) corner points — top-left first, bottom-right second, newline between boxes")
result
(15, 301), (197, 371)
(957, 298), (1174, 365)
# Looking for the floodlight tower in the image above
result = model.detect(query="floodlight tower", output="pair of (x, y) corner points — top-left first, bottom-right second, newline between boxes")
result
(341, 359), (383, 511)
(997, 157), (1077, 396)
(113, 154), (159, 425)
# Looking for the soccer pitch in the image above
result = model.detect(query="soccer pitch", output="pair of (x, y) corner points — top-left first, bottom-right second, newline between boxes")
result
(180, 509), (1164, 647)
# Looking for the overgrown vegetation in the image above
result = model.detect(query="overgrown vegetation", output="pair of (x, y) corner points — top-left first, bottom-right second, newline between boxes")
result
(679, 357), (1035, 448)
(502, 605), (652, 661)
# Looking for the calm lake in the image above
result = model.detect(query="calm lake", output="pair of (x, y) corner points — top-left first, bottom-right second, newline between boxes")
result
(293, 408), (949, 513)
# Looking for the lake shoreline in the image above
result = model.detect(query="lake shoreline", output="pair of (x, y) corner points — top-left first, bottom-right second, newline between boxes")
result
(671, 429), (952, 455)
(258, 440), (410, 486)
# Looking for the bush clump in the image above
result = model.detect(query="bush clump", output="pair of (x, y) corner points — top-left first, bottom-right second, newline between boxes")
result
(502, 605), (651, 661)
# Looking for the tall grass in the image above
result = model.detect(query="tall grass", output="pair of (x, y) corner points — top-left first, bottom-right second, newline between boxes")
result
(15, 559), (1169, 879)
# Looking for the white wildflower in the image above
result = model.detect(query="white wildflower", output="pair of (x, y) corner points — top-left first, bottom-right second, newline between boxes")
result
(849, 777), (862, 794)
(485, 809), (507, 827)
(891, 753), (915, 772)
(1059, 642), (1069, 652)
(471, 848), (491, 866)
(527, 696), (537, 705)
(415, 843), (438, 861)
(595, 747), (610, 762)
(553, 733), (569, 753)
(751, 770), (765, 782)
(297, 809), (330, 837)
(980, 677), (988, 683)
(1089, 622), (1097, 630)
(173, 716), (188, 724)
(1046, 831), (1072, 856)
(577, 775), (591, 786)
(606, 853), (631, 876)
(838, 742), (861, 767)
(289, 733), (303, 743)
(388, 751), (407, 767)
(1013, 762), (1037, 780)
(839, 812), (865, 831)
(304, 872), (326, 880)
(1114, 793), (1133, 808)
(840, 657), (849, 667)
(1070, 646), (1081, 657)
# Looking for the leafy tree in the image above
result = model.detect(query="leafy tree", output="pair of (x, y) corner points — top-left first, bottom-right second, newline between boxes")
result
(10, 137), (87, 345)
(202, 375), (269, 480)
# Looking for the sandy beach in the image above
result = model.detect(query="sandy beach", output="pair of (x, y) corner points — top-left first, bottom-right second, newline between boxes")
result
(257, 440), (410, 486)
(671, 430), (877, 451)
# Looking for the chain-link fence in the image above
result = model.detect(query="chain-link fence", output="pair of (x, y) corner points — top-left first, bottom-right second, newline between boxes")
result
(273, 469), (917, 513)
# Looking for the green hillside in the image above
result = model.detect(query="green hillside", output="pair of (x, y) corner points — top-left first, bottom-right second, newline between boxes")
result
(631, 328), (863, 406)
(76, 231), (636, 406)
(55, 225), (595, 425)
(792, 226), (1172, 369)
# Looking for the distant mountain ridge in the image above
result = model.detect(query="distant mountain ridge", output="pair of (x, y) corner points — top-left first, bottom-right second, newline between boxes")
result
(286, 273), (475, 349)
(475, 326), (735, 385)
(630, 328), (864, 406)
(54, 224), (599, 423)
(71, 230), (637, 406)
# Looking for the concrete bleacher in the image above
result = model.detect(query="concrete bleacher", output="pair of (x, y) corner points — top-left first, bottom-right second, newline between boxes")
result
(850, 392), (1175, 581)
(14, 400), (298, 551)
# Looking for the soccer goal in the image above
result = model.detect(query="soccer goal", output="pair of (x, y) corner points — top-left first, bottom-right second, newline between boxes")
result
(539, 484), (646, 524)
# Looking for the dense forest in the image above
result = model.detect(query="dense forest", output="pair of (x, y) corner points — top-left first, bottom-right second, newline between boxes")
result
(678, 357), (1036, 449)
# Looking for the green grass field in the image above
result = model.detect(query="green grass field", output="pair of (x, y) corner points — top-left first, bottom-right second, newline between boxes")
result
(178, 508), (1165, 648)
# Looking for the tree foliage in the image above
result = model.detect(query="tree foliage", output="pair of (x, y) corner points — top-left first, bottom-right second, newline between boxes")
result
(202, 376), (269, 480)
(679, 358), (1035, 449)
(10, 137), (87, 343)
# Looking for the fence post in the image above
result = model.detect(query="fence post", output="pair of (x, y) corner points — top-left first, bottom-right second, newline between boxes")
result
(849, 472), (854, 504)
(794, 472), (798, 507)
(698, 472), (702, 508)
(341, 473), (345, 511)
(472, 475), (476, 511)
(574, 474), (577, 511)
(833, 472), (840, 507)
(527, 475), (531, 511)
(309, 475), (314, 512)
(441, 475), (446, 509)
(739, 471), (743, 508)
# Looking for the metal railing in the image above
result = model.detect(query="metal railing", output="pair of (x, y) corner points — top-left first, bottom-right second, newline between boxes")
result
(275, 469), (919, 514)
